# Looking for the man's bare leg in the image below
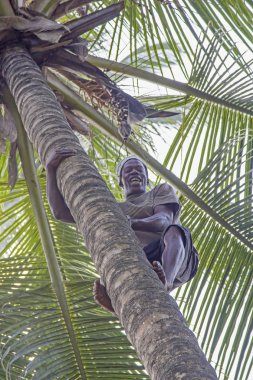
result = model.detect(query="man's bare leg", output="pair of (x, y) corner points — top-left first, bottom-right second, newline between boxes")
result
(162, 226), (185, 291)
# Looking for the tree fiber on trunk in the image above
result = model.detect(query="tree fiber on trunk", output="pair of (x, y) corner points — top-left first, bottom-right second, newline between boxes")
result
(1, 45), (217, 380)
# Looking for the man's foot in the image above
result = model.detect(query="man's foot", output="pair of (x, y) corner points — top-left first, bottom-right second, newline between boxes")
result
(93, 279), (115, 313)
(46, 148), (76, 170)
(152, 261), (166, 285)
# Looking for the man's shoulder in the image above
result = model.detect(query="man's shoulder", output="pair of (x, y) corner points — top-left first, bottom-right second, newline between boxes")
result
(152, 183), (180, 210)
(153, 183), (175, 195)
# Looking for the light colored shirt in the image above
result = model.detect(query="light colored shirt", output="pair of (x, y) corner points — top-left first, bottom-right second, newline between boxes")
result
(118, 183), (180, 247)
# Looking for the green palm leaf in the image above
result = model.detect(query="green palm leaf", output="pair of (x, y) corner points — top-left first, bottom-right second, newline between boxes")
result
(0, 174), (148, 379)
(175, 133), (253, 378)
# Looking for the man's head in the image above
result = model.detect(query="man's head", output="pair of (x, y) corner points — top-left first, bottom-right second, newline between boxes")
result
(117, 156), (149, 196)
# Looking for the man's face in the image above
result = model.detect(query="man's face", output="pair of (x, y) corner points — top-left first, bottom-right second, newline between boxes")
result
(121, 159), (148, 196)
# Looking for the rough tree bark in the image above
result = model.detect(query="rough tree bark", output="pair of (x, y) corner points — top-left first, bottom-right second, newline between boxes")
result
(1, 45), (217, 380)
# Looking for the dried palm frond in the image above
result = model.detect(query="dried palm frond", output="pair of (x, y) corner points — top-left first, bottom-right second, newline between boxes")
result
(53, 69), (146, 140)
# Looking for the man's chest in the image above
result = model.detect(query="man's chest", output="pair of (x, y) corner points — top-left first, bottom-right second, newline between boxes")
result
(118, 192), (154, 219)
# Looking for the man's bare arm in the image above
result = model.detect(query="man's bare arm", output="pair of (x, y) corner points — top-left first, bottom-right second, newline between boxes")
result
(46, 149), (75, 223)
(129, 204), (174, 232)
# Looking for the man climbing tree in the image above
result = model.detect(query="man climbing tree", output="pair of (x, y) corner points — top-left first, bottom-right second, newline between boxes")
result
(46, 152), (199, 312)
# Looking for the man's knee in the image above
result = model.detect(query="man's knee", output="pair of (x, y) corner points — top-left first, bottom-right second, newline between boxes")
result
(163, 225), (185, 246)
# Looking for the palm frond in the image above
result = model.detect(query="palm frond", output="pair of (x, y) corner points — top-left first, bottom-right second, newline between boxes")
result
(177, 196), (252, 380)
(175, 134), (253, 378)
(162, 28), (253, 185)
(179, 0), (253, 52)
(189, 29), (253, 111)
(0, 175), (148, 379)
(84, 0), (192, 79)
(192, 136), (253, 238)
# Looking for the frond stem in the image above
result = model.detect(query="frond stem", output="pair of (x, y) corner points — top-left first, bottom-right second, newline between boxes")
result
(86, 55), (253, 117)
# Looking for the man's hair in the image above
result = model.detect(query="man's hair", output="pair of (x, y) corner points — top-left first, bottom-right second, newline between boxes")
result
(116, 155), (149, 187)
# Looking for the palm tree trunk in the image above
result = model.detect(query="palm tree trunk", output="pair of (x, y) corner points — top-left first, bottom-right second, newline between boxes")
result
(1, 45), (217, 380)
